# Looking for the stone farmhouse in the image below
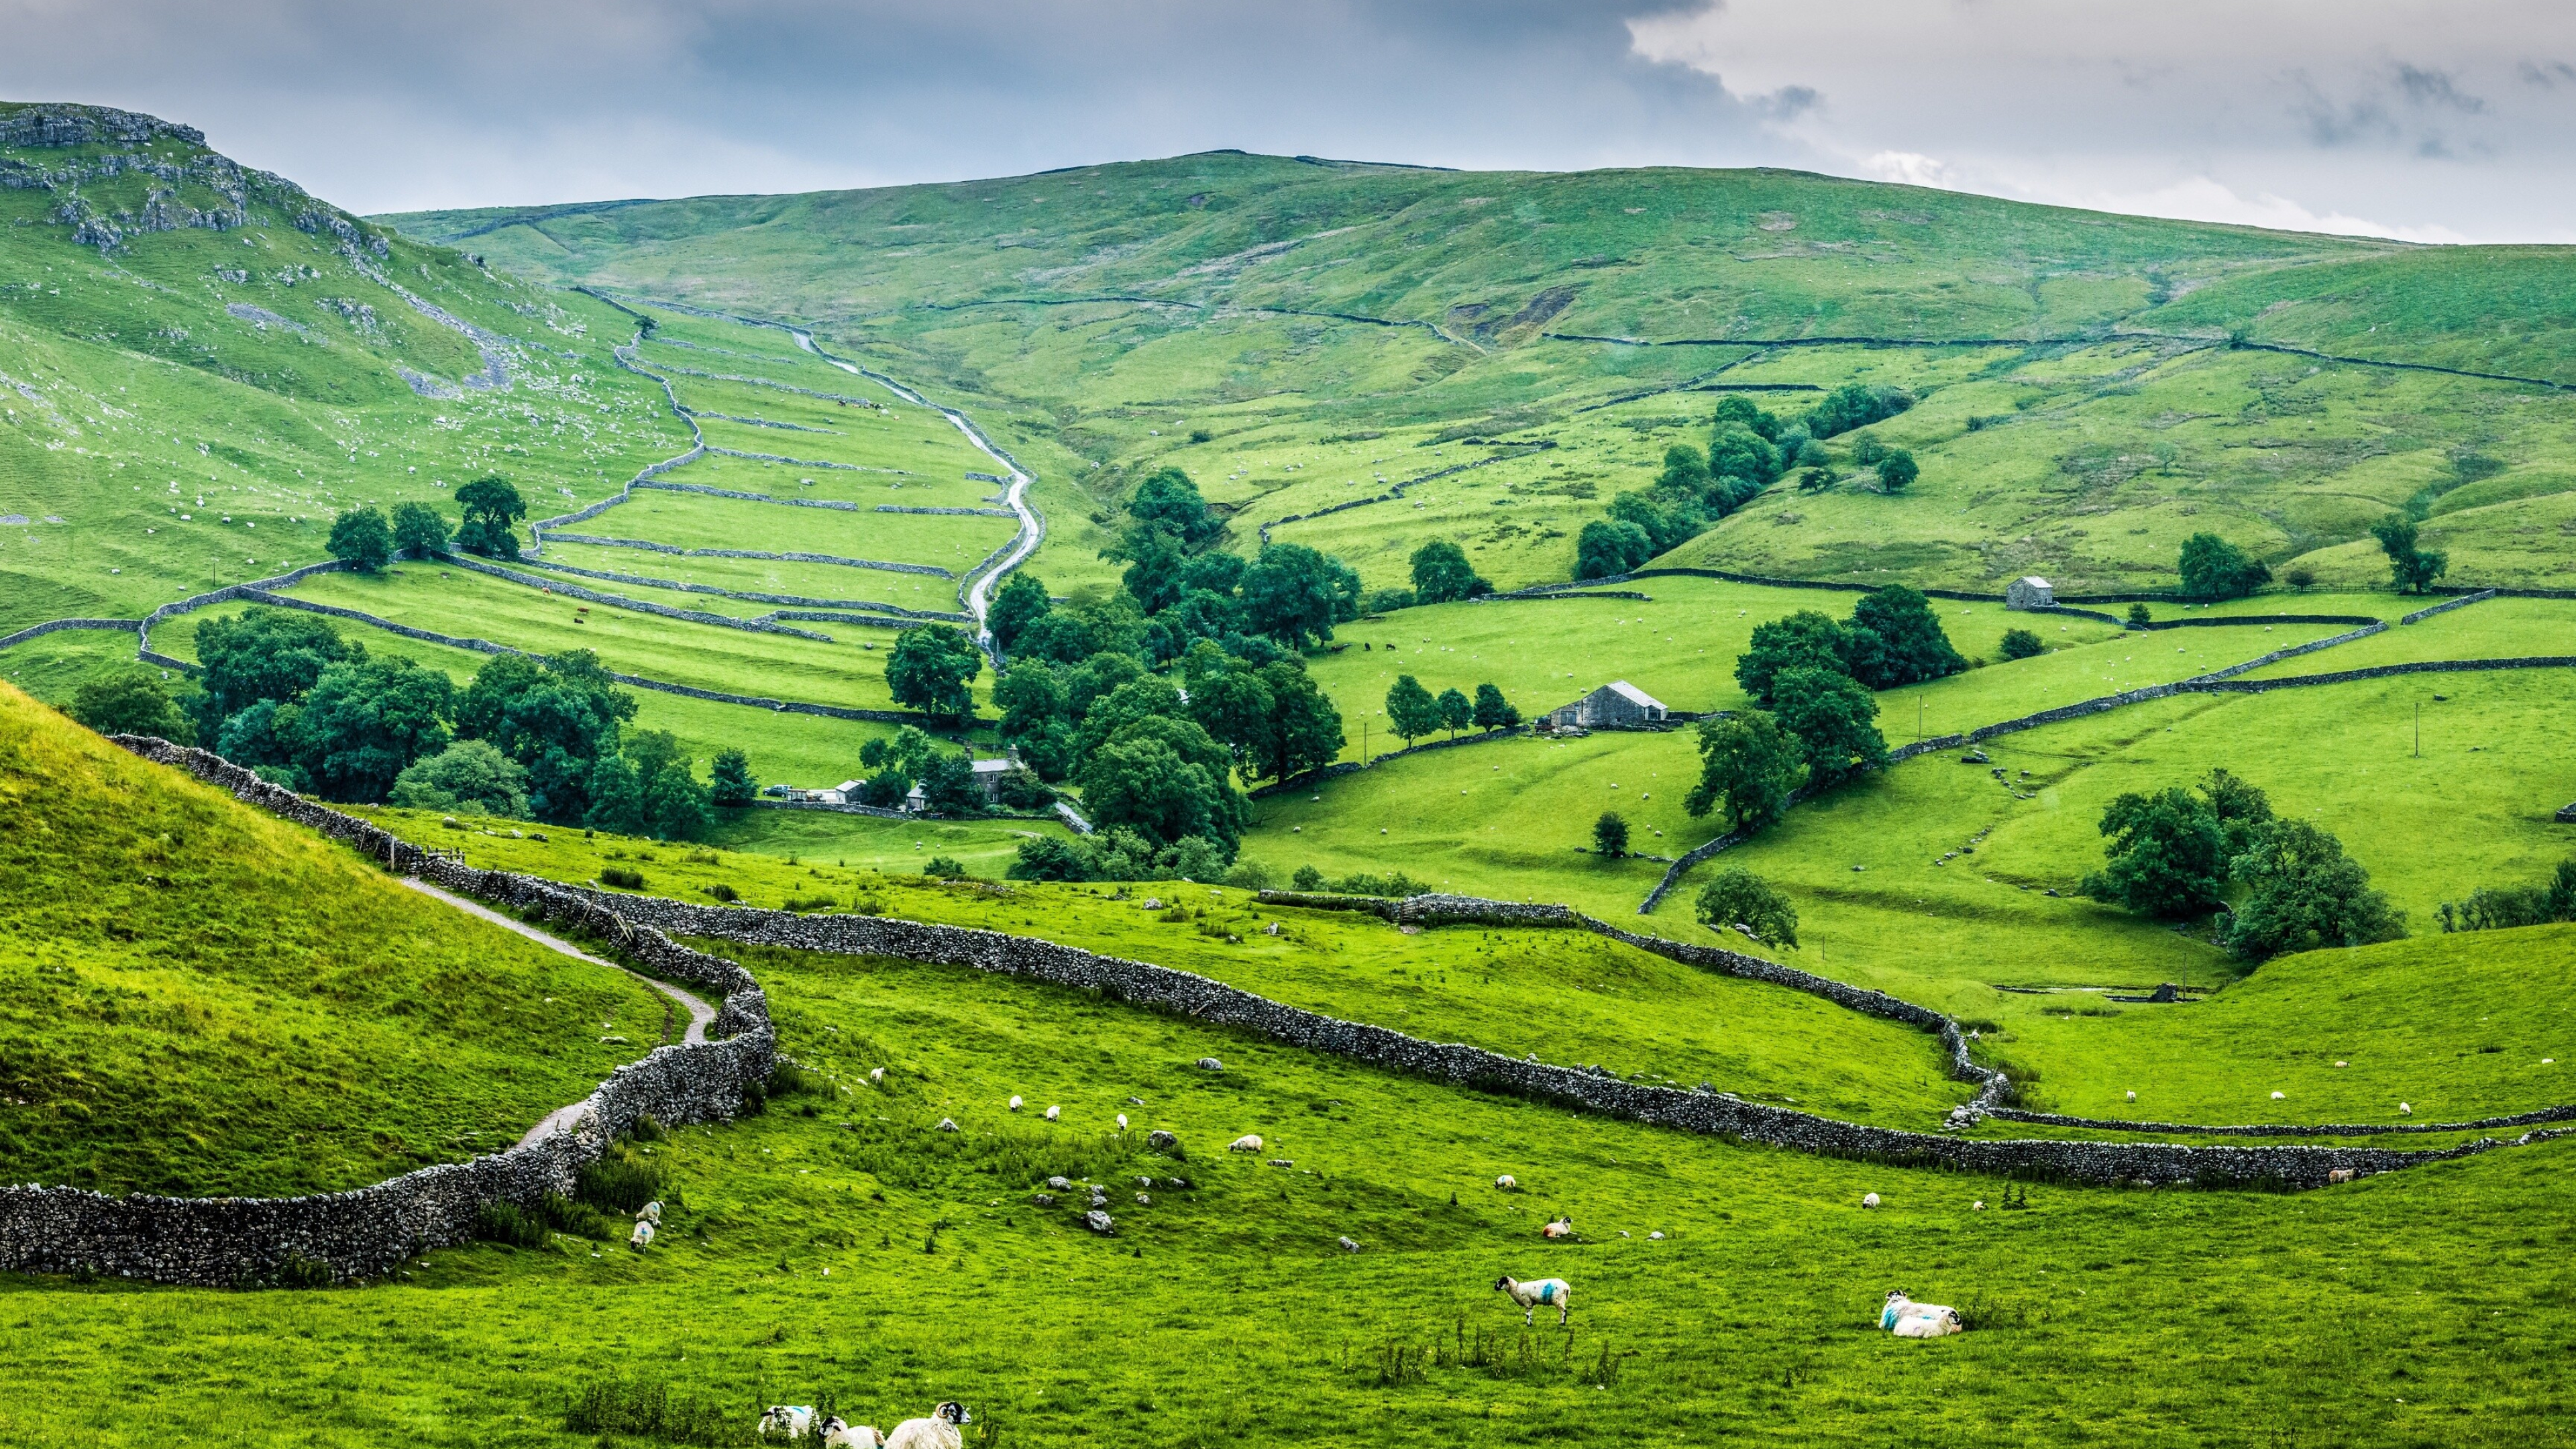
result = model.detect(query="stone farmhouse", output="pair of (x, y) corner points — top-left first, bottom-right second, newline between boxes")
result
(2006, 576), (2054, 609)
(1546, 680), (1668, 729)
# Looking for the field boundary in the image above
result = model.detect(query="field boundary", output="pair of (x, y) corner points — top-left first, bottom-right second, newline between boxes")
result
(1984, 1100), (2576, 1138)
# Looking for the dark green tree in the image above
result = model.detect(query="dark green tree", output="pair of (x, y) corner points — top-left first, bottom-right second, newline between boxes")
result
(453, 476), (527, 559)
(1128, 466), (1222, 547)
(1593, 811), (1630, 857)
(1875, 449), (1920, 492)
(2222, 819), (2404, 961)
(1385, 674), (1440, 747)
(390, 502), (451, 559)
(288, 655), (456, 802)
(708, 747), (756, 806)
(584, 753), (647, 835)
(452, 649), (637, 824)
(1252, 661), (1346, 784)
(2128, 602), (2154, 627)
(1241, 543), (1357, 647)
(193, 607), (356, 736)
(1684, 711), (1803, 833)
(326, 505), (394, 572)
(2370, 513), (2449, 594)
(1107, 523), (1188, 614)
(1998, 628), (2045, 660)
(2080, 786), (2227, 918)
(885, 625), (983, 724)
(1712, 394), (1782, 442)
(1471, 682), (1518, 733)
(1695, 867), (1799, 947)
(1575, 519), (1653, 580)
(68, 670), (196, 744)
(1077, 736), (1234, 855)
(1656, 443), (1712, 498)
(1409, 539), (1487, 604)
(988, 572), (1053, 652)
(1436, 686), (1474, 740)
(1608, 490), (1702, 552)
(1804, 382), (1913, 439)
(1735, 610), (1850, 706)
(2178, 533), (2271, 600)
(917, 749), (981, 814)
(1843, 584), (1966, 690)
(1770, 667), (1886, 790)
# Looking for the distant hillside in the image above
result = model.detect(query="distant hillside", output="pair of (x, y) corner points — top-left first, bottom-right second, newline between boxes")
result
(0, 101), (688, 635)
(382, 153), (2576, 594)
(0, 682), (672, 1195)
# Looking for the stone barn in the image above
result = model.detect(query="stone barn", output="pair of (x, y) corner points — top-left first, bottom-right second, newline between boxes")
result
(2006, 576), (2055, 610)
(1547, 680), (1668, 729)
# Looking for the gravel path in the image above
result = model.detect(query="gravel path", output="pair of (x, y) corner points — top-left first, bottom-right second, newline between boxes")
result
(393, 877), (716, 1148)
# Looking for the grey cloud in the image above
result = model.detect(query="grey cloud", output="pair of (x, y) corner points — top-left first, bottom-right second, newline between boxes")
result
(2396, 63), (2485, 113)
(2517, 59), (2576, 88)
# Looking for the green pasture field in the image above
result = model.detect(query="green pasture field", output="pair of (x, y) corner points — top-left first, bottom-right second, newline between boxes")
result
(7, 926), (2572, 1446)
(356, 810), (1964, 1124)
(2238, 596), (2576, 677)
(1968, 923), (2576, 1129)
(660, 379), (1003, 479)
(554, 488), (1014, 574)
(524, 539), (963, 615)
(0, 684), (669, 1196)
(274, 566), (970, 712)
(646, 449), (1002, 511)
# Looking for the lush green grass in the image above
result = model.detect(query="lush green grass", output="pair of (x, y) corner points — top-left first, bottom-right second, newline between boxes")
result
(2237, 596), (2576, 677)
(6, 927), (2573, 1446)
(527, 538), (965, 612)
(0, 684), (669, 1195)
(556, 488), (1013, 572)
(354, 808), (1964, 1124)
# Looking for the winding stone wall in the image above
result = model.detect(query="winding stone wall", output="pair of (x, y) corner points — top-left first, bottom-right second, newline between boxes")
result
(533, 533), (952, 578)
(0, 617), (141, 650)
(508, 555), (963, 620)
(0, 739), (773, 1288)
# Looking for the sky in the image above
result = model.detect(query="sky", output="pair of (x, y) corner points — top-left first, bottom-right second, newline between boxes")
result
(4, 0), (2572, 241)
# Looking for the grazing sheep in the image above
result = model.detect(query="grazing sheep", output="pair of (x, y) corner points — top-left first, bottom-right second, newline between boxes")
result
(822, 1420), (883, 1448)
(869, 1067), (885, 1082)
(1862, 1192), (1881, 1209)
(629, 1220), (655, 1250)
(2271, 1091), (2286, 1101)
(2399, 1102), (2412, 1115)
(758, 1406), (816, 1440)
(1008, 1095), (1023, 1112)
(1494, 1173), (1517, 1191)
(885, 1403), (972, 1449)
(1495, 1275), (1573, 1326)
(936, 1118), (959, 1132)
(636, 1200), (663, 1226)
(1197, 1058), (1224, 1071)
(1541, 1216), (1574, 1240)
(1043, 1105), (1061, 1122)
(2125, 1091), (2137, 1103)
(2327, 1169), (2357, 1185)
(1117, 1113), (1129, 1130)
(1229, 1134), (1265, 1152)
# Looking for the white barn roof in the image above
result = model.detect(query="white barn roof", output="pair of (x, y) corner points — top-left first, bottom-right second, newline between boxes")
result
(1604, 680), (1665, 710)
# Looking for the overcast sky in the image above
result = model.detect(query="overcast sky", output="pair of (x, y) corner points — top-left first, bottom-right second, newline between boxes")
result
(5, 0), (2571, 241)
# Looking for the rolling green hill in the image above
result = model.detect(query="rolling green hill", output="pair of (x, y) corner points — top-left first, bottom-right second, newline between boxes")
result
(0, 682), (671, 1195)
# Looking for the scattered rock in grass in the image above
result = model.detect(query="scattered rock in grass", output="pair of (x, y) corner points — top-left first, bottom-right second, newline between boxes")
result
(1085, 1210), (1114, 1234)
(1197, 1058), (1224, 1072)
(1031, 1193), (1056, 1207)
(1137, 1193), (1152, 1205)
(1048, 1176), (1071, 1191)
(1148, 1130), (1179, 1152)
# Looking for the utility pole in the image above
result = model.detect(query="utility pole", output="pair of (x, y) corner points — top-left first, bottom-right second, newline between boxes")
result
(2414, 702), (2420, 759)
(1362, 719), (1370, 766)
(1917, 692), (1925, 741)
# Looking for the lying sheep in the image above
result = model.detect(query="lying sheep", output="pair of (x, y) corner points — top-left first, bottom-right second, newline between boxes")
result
(1494, 1173), (1517, 1191)
(1541, 1216), (1575, 1240)
(758, 1406), (816, 1440)
(1880, 1290), (1964, 1338)
(1229, 1134), (1265, 1152)
(884, 1401), (972, 1449)
(822, 1419), (882, 1448)
(1495, 1275), (1572, 1326)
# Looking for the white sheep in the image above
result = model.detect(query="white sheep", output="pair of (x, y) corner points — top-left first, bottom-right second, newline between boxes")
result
(822, 1419), (883, 1448)
(1494, 1173), (1517, 1191)
(884, 1402), (971, 1449)
(2271, 1091), (2286, 1101)
(629, 1219), (655, 1250)
(1229, 1134), (1265, 1152)
(1495, 1275), (1572, 1326)
(1117, 1113), (1129, 1130)
(1862, 1192), (1880, 1209)
(1541, 1216), (1574, 1240)
(2399, 1102), (2412, 1115)
(758, 1406), (815, 1440)
(1043, 1105), (1061, 1122)
(635, 1200), (663, 1225)
(2125, 1090), (2137, 1103)
(869, 1067), (885, 1082)
(1008, 1095), (1023, 1112)
(1880, 1290), (1965, 1337)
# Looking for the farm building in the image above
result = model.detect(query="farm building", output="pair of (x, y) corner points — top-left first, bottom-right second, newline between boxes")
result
(1546, 680), (1668, 729)
(903, 759), (1020, 811)
(2006, 576), (2054, 610)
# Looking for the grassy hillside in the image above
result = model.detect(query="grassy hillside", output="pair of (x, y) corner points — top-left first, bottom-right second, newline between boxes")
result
(380, 153), (2576, 594)
(0, 683), (670, 1195)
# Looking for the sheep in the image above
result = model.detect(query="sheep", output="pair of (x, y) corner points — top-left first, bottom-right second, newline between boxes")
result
(1339, 1236), (1360, 1252)
(1494, 1173), (1517, 1191)
(1117, 1113), (1129, 1130)
(1229, 1134), (1265, 1152)
(1541, 1216), (1574, 1240)
(758, 1406), (816, 1440)
(2125, 1091), (2137, 1103)
(1008, 1095), (1023, 1112)
(1862, 1192), (1880, 1209)
(884, 1402), (971, 1449)
(636, 1200), (663, 1226)
(2271, 1091), (2286, 1102)
(629, 1219), (656, 1250)
(1495, 1275), (1573, 1326)
(869, 1067), (885, 1082)
(1043, 1105), (1061, 1122)
(1880, 1290), (1965, 1337)
(821, 1420), (883, 1448)
(2399, 1102), (2412, 1115)
(2327, 1169), (2357, 1185)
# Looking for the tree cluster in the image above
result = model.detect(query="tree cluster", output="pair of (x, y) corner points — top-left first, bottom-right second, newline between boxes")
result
(2370, 513), (2449, 594)
(1735, 585), (1968, 699)
(1576, 396), (1813, 580)
(1803, 383), (1915, 439)
(324, 500), (453, 572)
(1695, 867), (1799, 948)
(2177, 532), (2271, 600)
(2080, 768), (2402, 961)
(2436, 857), (2576, 934)
(1383, 675), (1517, 747)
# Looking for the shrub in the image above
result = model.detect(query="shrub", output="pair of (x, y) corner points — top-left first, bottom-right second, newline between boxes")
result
(1291, 864), (1327, 892)
(2438, 859), (2576, 933)
(701, 882), (740, 903)
(1223, 859), (1275, 890)
(767, 1057), (819, 1098)
(474, 1200), (550, 1249)
(68, 670), (195, 745)
(2178, 532), (2271, 600)
(576, 1150), (663, 1214)
(2127, 602), (2153, 627)
(1694, 867), (1799, 947)
(923, 855), (969, 879)
(1874, 448), (1919, 492)
(599, 865), (646, 890)
(564, 1377), (735, 1444)
(1593, 811), (1630, 857)
(1998, 628), (2045, 660)
(2284, 565), (2318, 590)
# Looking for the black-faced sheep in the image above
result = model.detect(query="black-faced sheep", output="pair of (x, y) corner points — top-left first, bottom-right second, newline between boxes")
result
(1495, 1275), (1572, 1326)
(884, 1401), (971, 1449)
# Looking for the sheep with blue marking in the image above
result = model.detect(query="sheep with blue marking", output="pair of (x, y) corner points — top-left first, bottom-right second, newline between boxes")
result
(1496, 1274), (1572, 1326)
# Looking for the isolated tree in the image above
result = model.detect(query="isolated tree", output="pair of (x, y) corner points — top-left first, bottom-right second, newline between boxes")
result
(1436, 686), (1474, 740)
(1998, 627), (2045, 660)
(68, 671), (195, 745)
(1385, 674), (1440, 747)
(1593, 811), (1631, 857)
(2128, 602), (2154, 627)
(1409, 539), (1487, 604)
(2222, 818), (2404, 961)
(917, 749), (981, 814)
(1874, 448), (1919, 492)
(1769, 667), (1886, 790)
(326, 505), (394, 572)
(2080, 786), (2226, 918)
(2370, 513), (2449, 594)
(1472, 682), (1518, 733)
(1843, 584), (1966, 690)
(885, 624), (983, 724)
(708, 746), (757, 806)
(390, 501), (451, 559)
(389, 739), (529, 816)
(988, 572), (1053, 653)
(2178, 532), (2271, 600)
(452, 476), (527, 559)
(1735, 610), (1850, 706)
(1695, 867), (1799, 948)
(1684, 711), (1803, 834)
